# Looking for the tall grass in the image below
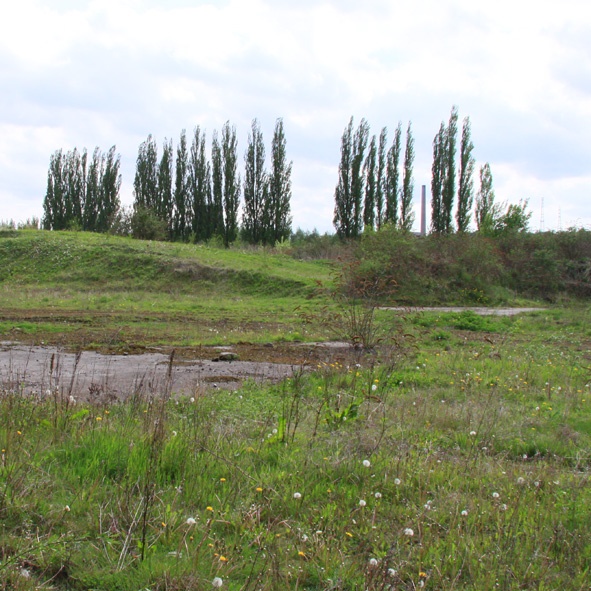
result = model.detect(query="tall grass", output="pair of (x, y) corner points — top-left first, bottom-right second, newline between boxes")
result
(1, 307), (590, 590)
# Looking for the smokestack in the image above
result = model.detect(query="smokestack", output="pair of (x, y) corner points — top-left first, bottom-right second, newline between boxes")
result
(421, 185), (427, 236)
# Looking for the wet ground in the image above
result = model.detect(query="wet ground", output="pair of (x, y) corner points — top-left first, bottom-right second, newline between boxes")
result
(0, 340), (355, 400)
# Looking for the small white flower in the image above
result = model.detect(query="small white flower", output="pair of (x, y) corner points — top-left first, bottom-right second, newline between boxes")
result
(403, 527), (414, 536)
(272, 428), (278, 434)
(388, 568), (397, 577)
(359, 499), (367, 507)
(534, 481), (540, 487)
(492, 492), (500, 499)
(461, 510), (468, 516)
(369, 557), (379, 566)
(186, 517), (197, 526)
(374, 492), (382, 499)
(362, 459), (371, 468)
(293, 492), (302, 499)
(469, 430), (477, 436)
(394, 478), (401, 485)
(212, 577), (223, 588)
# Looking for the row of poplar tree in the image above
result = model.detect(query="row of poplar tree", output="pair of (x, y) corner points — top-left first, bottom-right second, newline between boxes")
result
(333, 106), (499, 238)
(42, 118), (292, 246)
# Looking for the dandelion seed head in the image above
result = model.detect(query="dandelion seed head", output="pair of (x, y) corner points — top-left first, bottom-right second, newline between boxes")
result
(461, 510), (468, 516)
(371, 383), (378, 391)
(492, 492), (500, 498)
(394, 478), (401, 485)
(374, 492), (382, 499)
(517, 477), (525, 485)
(403, 527), (414, 536)
(359, 499), (366, 507)
(388, 568), (397, 577)
(469, 430), (477, 436)
(369, 558), (378, 566)
(293, 492), (302, 499)
(212, 577), (223, 588)
(186, 517), (196, 525)
(362, 459), (371, 468)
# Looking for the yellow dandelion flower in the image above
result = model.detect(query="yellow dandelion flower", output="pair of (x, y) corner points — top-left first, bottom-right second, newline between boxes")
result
(219, 555), (228, 562)
(298, 551), (306, 557)
(96, 416), (102, 421)
(345, 532), (353, 538)
(220, 477), (226, 482)
(206, 506), (214, 512)
(256, 487), (263, 492)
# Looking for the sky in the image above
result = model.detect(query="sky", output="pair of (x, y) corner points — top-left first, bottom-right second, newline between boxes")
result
(1, 0), (590, 234)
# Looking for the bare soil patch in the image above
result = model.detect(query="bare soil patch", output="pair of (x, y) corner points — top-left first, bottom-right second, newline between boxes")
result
(0, 340), (356, 401)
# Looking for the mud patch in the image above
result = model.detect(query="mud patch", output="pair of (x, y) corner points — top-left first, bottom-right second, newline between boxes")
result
(0, 341), (358, 401)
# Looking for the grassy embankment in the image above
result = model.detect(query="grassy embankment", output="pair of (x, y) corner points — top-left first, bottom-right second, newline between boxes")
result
(1, 230), (591, 590)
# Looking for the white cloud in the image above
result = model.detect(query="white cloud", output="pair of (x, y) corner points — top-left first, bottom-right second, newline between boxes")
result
(1, 0), (590, 231)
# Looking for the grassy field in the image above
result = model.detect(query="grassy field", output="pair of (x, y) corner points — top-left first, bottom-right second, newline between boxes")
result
(1, 231), (591, 590)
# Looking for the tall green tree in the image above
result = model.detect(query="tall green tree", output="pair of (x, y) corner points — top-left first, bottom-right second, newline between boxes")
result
(190, 126), (212, 242)
(430, 122), (446, 233)
(400, 122), (415, 232)
(475, 162), (495, 231)
(456, 117), (475, 233)
(133, 135), (159, 212)
(363, 135), (377, 231)
(97, 146), (121, 233)
(221, 121), (240, 246)
(351, 119), (370, 237)
(384, 122), (402, 226)
(441, 106), (459, 233)
(375, 127), (387, 228)
(83, 148), (101, 232)
(42, 150), (65, 230)
(242, 118), (268, 245)
(210, 130), (223, 241)
(173, 130), (189, 241)
(267, 118), (292, 245)
(158, 138), (174, 237)
(333, 117), (354, 238)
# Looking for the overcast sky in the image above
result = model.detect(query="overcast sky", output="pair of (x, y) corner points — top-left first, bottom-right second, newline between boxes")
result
(1, 0), (590, 233)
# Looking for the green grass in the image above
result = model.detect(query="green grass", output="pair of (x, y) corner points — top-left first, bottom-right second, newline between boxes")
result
(1, 307), (591, 589)
(1, 231), (591, 589)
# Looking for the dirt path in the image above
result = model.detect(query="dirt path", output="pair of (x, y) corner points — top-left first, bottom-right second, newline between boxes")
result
(381, 306), (545, 315)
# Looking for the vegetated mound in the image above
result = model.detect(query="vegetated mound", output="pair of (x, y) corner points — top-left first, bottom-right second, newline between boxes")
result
(352, 227), (591, 304)
(0, 230), (325, 298)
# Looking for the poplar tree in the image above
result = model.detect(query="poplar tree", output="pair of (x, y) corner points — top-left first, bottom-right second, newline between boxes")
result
(456, 117), (475, 233)
(158, 138), (174, 237)
(221, 121), (240, 246)
(430, 123), (446, 233)
(384, 122), (402, 226)
(363, 135), (377, 231)
(97, 146), (121, 233)
(333, 117), (354, 238)
(173, 130), (189, 241)
(441, 106), (458, 233)
(42, 150), (64, 230)
(83, 148), (101, 232)
(242, 118), (267, 245)
(475, 163), (495, 231)
(133, 135), (159, 211)
(210, 130), (223, 241)
(375, 127), (387, 228)
(351, 119), (370, 237)
(400, 122), (415, 231)
(267, 118), (292, 245)
(191, 126), (212, 242)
